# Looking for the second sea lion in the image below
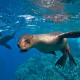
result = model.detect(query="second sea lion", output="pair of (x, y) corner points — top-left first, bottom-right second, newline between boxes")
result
(0, 32), (15, 49)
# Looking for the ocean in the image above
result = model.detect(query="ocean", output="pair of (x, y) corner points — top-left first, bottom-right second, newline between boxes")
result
(0, 0), (80, 80)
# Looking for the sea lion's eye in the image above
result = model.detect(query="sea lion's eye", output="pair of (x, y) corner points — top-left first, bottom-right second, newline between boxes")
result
(25, 39), (30, 44)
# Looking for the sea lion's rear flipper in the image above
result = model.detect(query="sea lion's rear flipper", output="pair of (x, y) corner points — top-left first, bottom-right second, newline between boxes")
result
(59, 44), (77, 67)
(69, 54), (77, 66)
(3, 43), (12, 49)
(55, 54), (67, 67)
(59, 31), (80, 38)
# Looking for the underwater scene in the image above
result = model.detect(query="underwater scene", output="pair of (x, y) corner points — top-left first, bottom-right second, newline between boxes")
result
(0, 0), (80, 80)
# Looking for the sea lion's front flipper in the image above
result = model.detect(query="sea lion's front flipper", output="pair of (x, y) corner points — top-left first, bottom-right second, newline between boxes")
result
(3, 43), (12, 49)
(59, 31), (80, 38)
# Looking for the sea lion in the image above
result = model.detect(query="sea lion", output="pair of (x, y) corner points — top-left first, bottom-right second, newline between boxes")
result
(18, 31), (80, 67)
(0, 32), (15, 49)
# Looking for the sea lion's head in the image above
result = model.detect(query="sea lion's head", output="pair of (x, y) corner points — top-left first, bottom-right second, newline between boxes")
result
(17, 34), (33, 52)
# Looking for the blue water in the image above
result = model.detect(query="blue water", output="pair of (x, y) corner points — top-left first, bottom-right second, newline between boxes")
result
(0, 0), (80, 80)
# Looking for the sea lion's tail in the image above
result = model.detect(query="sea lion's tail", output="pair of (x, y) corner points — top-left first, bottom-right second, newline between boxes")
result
(59, 31), (80, 38)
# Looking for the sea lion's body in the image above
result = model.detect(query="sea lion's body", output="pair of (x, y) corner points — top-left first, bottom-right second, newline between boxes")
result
(32, 33), (67, 53)
(18, 31), (80, 67)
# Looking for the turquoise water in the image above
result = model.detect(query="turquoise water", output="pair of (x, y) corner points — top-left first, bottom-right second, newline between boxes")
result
(0, 0), (80, 80)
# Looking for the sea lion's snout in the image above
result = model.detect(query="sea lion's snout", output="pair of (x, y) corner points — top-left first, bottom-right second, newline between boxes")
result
(17, 41), (29, 52)
(17, 34), (33, 52)
(17, 44), (26, 52)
